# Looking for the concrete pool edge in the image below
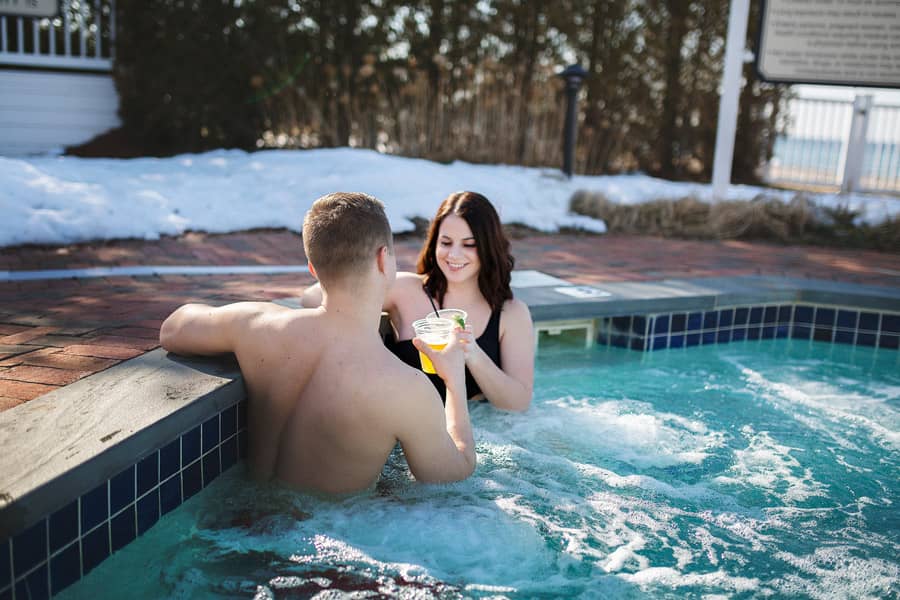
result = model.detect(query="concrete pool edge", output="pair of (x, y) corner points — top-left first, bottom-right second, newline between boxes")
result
(1, 274), (898, 596)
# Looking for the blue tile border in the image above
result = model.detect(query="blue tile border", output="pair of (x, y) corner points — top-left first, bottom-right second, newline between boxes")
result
(1, 399), (247, 598)
(597, 303), (900, 353)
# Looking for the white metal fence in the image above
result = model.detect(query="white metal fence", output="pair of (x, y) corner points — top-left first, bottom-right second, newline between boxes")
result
(0, 0), (114, 71)
(766, 95), (900, 194)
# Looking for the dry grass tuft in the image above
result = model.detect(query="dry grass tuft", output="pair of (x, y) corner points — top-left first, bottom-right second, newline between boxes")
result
(570, 191), (899, 251)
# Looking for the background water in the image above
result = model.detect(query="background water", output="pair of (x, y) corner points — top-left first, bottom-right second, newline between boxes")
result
(772, 137), (900, 184)
(60, 340), (900, 599)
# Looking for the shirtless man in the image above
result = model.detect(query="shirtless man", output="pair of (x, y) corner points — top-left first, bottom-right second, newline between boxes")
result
(159, 192), (475, 494)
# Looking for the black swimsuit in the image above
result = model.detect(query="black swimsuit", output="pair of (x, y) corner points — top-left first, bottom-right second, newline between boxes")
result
(385, 290), (502, 401)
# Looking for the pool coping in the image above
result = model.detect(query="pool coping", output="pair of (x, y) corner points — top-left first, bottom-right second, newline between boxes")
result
(1, 274), (898, 581)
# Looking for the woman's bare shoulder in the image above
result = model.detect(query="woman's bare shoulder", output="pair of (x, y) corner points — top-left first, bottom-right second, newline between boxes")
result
(502, 297), (532, 320)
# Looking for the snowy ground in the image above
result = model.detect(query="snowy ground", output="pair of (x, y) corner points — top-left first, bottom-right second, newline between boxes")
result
(2, 147), (897, 248)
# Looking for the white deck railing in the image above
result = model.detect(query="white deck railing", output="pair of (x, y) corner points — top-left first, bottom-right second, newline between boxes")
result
(766, 95), (900, 194)
(0, 0), (114, 72)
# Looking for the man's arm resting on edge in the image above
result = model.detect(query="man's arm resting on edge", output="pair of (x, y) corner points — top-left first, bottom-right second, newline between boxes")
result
(159, 302), (270, 356)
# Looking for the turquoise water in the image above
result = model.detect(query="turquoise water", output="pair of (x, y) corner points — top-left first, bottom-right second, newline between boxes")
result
(61, 340), (899, 599)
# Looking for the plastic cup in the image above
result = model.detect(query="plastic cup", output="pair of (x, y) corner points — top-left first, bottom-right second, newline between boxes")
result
(426, 308), (467, 329)
(412, 317), (455, 374)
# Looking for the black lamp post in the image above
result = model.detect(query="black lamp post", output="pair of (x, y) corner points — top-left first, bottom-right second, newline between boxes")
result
(558, 64), (587, 178)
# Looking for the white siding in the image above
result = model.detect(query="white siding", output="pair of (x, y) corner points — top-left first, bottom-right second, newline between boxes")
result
(0, 69), (120, 155)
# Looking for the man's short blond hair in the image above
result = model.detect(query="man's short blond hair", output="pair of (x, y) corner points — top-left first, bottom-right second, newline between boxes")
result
(302, 192), (393, 285)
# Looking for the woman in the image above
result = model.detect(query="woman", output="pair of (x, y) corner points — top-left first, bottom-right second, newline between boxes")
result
(304, 191), (533, 411)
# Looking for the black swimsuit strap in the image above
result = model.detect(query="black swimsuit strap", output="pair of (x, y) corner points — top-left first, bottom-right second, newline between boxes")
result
(425, 285), (440, 313)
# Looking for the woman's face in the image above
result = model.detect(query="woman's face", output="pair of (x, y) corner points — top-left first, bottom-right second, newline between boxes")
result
(435, 214), (480, 284)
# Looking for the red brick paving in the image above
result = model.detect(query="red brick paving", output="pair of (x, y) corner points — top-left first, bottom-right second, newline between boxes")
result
(0, 229), (898, 410)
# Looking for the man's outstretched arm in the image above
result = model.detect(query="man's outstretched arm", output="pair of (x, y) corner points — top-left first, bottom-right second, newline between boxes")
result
(159, 302), (271, 356)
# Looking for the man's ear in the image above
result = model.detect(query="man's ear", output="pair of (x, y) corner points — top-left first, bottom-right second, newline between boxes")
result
(375, 246), (388, 275)
(307, 260), (319, 281)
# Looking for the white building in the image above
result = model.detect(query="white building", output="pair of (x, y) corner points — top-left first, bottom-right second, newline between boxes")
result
(0, 0), (119, 155)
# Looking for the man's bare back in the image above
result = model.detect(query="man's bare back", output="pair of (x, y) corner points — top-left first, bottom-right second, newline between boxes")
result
(160, 301), (475, 494)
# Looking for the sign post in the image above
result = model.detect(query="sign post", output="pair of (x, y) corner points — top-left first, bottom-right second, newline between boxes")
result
(711, 0), (751, 201)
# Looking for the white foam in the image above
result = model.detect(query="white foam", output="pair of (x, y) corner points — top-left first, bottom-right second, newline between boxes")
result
(714, 425), (829, 504)
(618, 567), (762, 593)
(773, 546), (900, 600)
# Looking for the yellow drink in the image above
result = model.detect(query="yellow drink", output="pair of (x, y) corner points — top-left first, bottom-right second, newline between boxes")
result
(419, 342), (447, 374)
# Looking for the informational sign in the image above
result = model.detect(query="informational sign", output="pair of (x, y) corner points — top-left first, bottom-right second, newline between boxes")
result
(756, 0), (900, 88)
(0, 0), (57, 18)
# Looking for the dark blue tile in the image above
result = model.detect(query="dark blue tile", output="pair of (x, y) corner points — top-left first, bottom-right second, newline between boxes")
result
(183, 461), (202, 501)
(631, 316), (647, 335)
(719, 309), (733, 328)
(670, 313), (686, 333)
(687, 312), (702, 331)
(859, 312), (879, 331)
(814, 327), (833, 342)
(669, 334), (685, 348)
(732, 328), (747, 342)
(703, 311), (718, 330)
(653, 315), (670, 335)
(747, 326), (761, 340)
(878, 334), (899, 350)
(182, 426), (201, 466)
(203, 447), (221, 487)
(137, 452), (159, 497)
(160, 476), (181, 516)
(110, 465), (135, 515)
(778, 305), (793, 324)
(50, 542), (80, 596)
(761, 326), (775, 339)
(734, 308), (749, 326)
(834, 330), (855, 344)
(652, 335), (668, 350)
(749, 307), (763, 325)
(611, 316), (631, 333)
(610, 334), (628, 348)
(238, 400), (248, 430)
(702, 331), (717, 345)
(82, 523), (109, 575)
(0, 539), (9, 589)
(137, 489), (159, 535)
(837, 310), (858, 329)
(717, 330), (731, 344)
(629, 337), (646, 351)
(775, 325), (790, 339)
(110, 505), (136, 553)
(159, 439), (180, 481)
(792, 325), (812, 340)
(882, 314), (900, 334)
(221, 404), (238, 439)
(15, 563), (48, 600)
(202, 416), (219, 454)
(49, 501), (78, 554)
(238, 430), (249, 459)
(686, 333), (701, 346)
(596, 331), (609, 346)
(815, 308), (835, 327)
(13, 519), (46, 575)
(763, 306), (777, 324)
(81, 482), (108, 533)
(221, 435), (238, 472)
(857, 332), (877, 347)
(1, 587), (10, 600)
(794, 305), (813, 324)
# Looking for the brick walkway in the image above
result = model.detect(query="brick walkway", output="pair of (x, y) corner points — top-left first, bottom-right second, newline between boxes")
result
(1, 230), (898, 411)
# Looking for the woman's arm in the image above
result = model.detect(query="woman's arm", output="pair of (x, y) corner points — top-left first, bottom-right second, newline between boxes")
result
(463, 299), (534, 411)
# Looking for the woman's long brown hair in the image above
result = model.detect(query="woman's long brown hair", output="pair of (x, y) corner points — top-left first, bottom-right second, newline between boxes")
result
(417, 191), (514, 313)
